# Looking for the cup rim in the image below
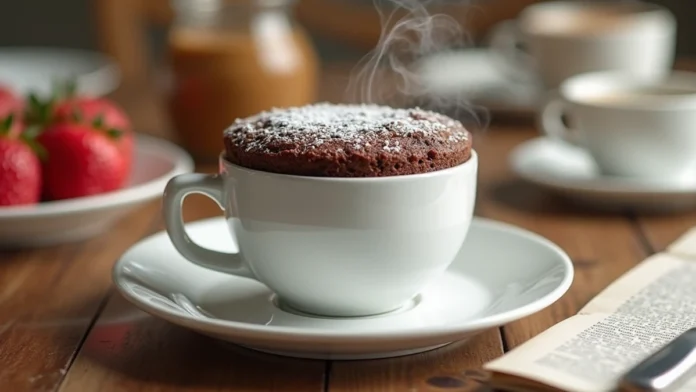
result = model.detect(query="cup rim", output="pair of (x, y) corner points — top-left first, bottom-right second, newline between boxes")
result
(519, 0), (674, 39)
(219, 150), (478, 182)
(557, 70), (696, 111)
(522, 0), (670, 15)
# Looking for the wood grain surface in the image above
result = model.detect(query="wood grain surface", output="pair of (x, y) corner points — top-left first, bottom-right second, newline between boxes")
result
(329, 331), (502, 392)
(59, 296), (327, 392)
(636, 213), (696, 254)
(0, 202), (160, 391)
(473, 130), (651, 349)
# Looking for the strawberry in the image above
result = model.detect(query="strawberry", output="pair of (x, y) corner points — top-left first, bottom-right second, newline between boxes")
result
(54, 97), (132, 132)
(0, 85), (25, 137)
(0, 115), (42, 206)
(0, 85), (24, 119)
(23, 80), (79, 126)
(25, 83), (135, 176)
(52, 97), (134, 172)
(52, 97), (134, 170)
(37, 123), (128, 200)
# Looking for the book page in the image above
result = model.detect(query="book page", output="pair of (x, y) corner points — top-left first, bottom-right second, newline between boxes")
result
(578, 253), (684, 315)
(669, 227), (696, 259)
(485, 251), (696, 392)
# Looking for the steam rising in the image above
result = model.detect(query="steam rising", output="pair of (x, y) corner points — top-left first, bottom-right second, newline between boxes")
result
(347, 0), (488, 128)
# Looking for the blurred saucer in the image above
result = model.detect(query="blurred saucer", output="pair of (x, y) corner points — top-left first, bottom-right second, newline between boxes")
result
(0, 134), (193, 248)
(0, 47), (120, 97)
(113, 217), (572, 360)
(510, 137), (696, 212)
(414, 49), (543, 115)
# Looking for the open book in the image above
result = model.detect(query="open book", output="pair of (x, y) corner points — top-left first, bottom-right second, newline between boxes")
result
(485, 227), (696, 392)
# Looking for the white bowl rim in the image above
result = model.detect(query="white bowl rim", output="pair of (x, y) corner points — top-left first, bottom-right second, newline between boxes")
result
(0, 46), (121, 97)
(0, 134), (194, 219)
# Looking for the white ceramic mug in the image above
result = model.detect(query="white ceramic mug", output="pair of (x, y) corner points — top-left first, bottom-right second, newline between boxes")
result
(539, 71), (696, 181)
(488, 1), (676, 88)
(163, 153), (478, 317)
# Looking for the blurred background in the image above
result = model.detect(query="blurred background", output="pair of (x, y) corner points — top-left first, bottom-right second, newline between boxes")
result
(0, 0), (691, 163)
(2, 0), (693, 78)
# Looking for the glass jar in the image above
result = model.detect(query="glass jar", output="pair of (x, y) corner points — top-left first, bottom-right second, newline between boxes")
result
(167, 0), (319, 161)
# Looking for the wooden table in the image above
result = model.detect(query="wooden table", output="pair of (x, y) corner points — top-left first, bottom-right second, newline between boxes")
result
(1, 64), (694, 392)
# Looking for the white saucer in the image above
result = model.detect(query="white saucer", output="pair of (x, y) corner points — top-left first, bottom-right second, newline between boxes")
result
(415, 49), (542, 115)
(0, 134), (193, 248)
(511, 137), (696, 212)
(0, 47), (120, 97)
(112, 217), (573, 360)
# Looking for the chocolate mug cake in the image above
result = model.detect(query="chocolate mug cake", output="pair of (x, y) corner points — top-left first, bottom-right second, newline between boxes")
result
(163, 101), (477, 317)
(223, 103), (472, 177)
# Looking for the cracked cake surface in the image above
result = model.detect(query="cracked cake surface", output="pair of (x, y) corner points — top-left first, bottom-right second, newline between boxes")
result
(223, 102), (473, 177)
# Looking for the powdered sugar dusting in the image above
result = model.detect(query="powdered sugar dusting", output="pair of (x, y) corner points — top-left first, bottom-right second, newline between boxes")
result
(225, 102), (468, 153)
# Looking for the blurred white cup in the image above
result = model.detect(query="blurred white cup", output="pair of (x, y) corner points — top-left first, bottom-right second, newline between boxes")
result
(539, 70), (696, 182)
(488, 1), (676, 89)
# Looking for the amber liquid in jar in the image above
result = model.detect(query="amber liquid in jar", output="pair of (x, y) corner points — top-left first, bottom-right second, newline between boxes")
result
(168, 3), (318, 161)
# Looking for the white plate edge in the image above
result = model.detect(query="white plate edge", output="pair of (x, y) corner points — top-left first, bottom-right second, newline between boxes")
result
(112, 216), (574, 343)
(510, 137), (696, 196)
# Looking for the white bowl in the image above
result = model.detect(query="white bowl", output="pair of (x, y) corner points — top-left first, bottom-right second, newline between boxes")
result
(0, 134), (194, 248)
(0, 47), (120, 97)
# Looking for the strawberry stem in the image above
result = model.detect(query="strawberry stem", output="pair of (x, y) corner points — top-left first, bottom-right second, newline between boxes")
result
(28, 93), (41, 109)
(92, 114), (105, 129)
(22, 125), (42, 139)
(25, 92), (53, 126)
(20, 134), (47, 161)
(0, 113), (14, 133)
(106, 128), (123, 139)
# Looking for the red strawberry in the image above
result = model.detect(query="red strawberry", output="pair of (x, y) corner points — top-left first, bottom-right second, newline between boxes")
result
(25, 89), (135, 176)
(52, 97), (134, 171)
(0, 85), (23, 119)
(37, 123), (128, 200)
(0, 115), (41, 206)
(0, 85), (25, 137)
(53, 97), (131, 132)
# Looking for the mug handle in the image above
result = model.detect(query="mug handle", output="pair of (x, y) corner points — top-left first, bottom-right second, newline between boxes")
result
(537, 91), (580, 146)
(163, 173), (254, 278)
(487, 20), (536, 83)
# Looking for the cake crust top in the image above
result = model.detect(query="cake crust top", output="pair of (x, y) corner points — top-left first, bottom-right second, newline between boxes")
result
(224, 103), (469, 154)
(223, 103), (472, 177)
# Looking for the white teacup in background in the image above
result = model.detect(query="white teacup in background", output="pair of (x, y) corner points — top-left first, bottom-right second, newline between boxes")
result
(489, 1), (676, 89)
(539, 70), (696, 182)
(163, 153), (478, 317)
